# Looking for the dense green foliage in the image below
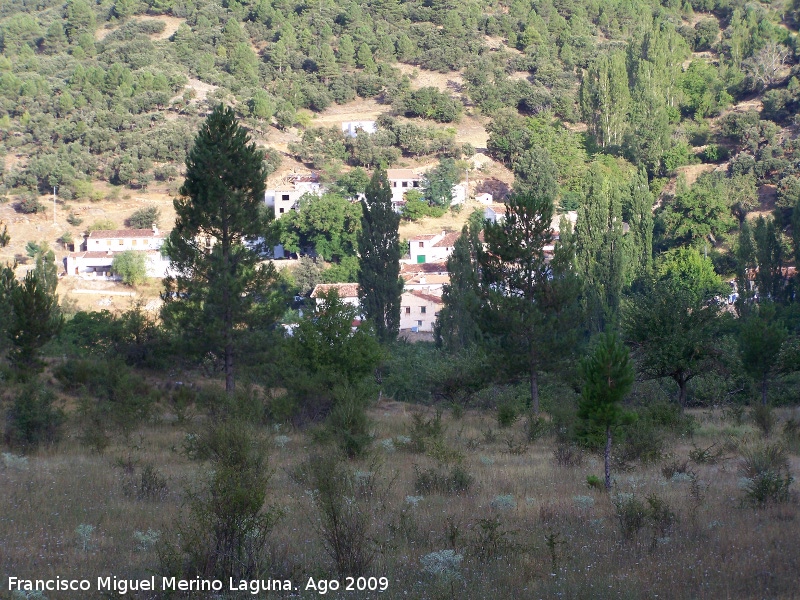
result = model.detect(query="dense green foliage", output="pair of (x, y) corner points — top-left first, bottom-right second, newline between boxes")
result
(112, 248), (146, 285)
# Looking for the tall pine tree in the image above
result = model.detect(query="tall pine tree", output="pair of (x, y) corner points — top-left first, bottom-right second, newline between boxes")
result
(435, 220), (483, 352)
(163, 105), (278, 393)
(358, 168), (402, 343)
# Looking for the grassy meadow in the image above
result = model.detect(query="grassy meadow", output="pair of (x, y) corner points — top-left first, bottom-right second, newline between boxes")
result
(2, 385), (799, 600)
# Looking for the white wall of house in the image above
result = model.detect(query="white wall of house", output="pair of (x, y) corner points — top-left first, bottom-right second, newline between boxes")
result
(342, 121), (377, 137)
(400, 290), (442, 332)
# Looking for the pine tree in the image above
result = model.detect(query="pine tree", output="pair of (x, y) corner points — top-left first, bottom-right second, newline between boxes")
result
(8, 271), (63, 371)
(357, 168), (402, 343)
(163, 105), (278, 393)
(479, 189), (580, 414)
(577, 331), (635, 490)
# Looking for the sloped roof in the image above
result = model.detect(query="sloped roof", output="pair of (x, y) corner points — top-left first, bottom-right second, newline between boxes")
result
(311, 283), (360, 299)
(433, 232), (460, 248)
(406, 289), (443, 304)
(387, 168), (421, 180)
(400, 261), (448, 275)
(87, 229), (161, 239)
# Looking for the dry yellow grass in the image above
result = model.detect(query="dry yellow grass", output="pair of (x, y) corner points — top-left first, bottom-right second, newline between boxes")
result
(2, 394), (799, 599)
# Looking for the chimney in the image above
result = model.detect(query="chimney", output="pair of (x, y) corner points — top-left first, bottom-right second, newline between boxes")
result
(152, 224), (159, 236)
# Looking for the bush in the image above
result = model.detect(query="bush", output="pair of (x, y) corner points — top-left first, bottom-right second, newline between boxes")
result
(66, 212), (83, 226)
(752, 404), (775, 437)
(414, 463), (473, 495)
(87, 219), (116, 232)
(325, 389), (372, 458)
(16, 194), (45, 214)
(161, 421), (281, 580)
(4, 382), (65, 451)
(739, 444), (793, 505)
(126, 206), (160, 229)
(293, 452), (380, 575)
(496, 401), (518, 427)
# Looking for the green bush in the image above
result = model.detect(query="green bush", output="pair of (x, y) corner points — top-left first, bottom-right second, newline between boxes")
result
(496, 401), (518, 427)
(126, 206), (160, 229)
(739, 444), (793, 505)
(162, 421), (281, 580)
(751, 404), (775, 437)
(4, 382), (65, 451)
(414, 463), (473, 495)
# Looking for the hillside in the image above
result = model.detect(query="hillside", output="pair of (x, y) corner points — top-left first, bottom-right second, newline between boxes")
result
(0, 0), (798, 293)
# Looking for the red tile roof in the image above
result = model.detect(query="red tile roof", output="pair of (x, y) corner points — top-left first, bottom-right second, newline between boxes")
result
(433, 232), (460, 248)
(406, 289), (443, 304)
(311, 283), (360, 299)
(387, 168), (420, 180)
(400, 262), (448, 275)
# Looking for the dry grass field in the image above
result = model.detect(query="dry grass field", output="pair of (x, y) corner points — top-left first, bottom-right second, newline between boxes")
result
(2, 389), (799, 600)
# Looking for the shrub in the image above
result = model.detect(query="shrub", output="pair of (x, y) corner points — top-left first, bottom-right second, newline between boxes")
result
(751, 404), (775, 437)
(613, 493), (647, 538)
(66, 212), (83, 226)
(126, 206), (160, 229)
(325, 387), (372, 458)
(526, 413), (549, 441)
(414, 464), (473, 495)
(553, 443), (583, 467)
(496, 401), (518, 427)
(16, 194), (45, 214)
(408, 409), (445, 453)
(87, 219), (116, 232)
(4, 382), (65, 451)
(739, 444), (793, 505)
(293, 452), (379, 575)
(586, 475), (603, 490)
(162, 421), (281, 580)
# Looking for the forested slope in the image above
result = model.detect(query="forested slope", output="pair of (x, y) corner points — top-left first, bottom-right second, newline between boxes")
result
(0, 0), (798, 266)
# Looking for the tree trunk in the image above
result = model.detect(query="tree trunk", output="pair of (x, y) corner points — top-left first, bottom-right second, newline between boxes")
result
(530, 364), (539, 415)
(225, 340), (234, 393)
(604, 425), (612, 491)
(677, 377), (688, 410)
(761, 375), (768, 406)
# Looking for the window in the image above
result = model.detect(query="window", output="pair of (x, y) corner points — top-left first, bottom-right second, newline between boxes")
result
(106, 240), (111, 246)
(132, 240), (137, 246)
(402, 181), (408, 188)
(417, 320), (423, 327)
(413, 181), (419, 187)
(405, 307), (410, 314)
(392, 181), (397, 187)
(282, 194), (290, 201)
(419, 242), (424, 247)
(420, 306), (426, 314)
(279, 208), (285, 214)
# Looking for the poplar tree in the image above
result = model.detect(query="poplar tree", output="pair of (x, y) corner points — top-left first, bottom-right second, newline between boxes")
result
(579, 50), (630, 148)
(628, 166), (654, 278)
(435, 221), (482, 352)
(575, 164), (627, 332)
(163, 105), (278, 393)
(357, 168), (402, 343)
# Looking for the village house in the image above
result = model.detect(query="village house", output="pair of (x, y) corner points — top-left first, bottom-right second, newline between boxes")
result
(65, 226), (170, 278)
(265, 173), (323, 219)
(387, 168), (422, 211)
(400, 289), (443, 332)
(310, 282), (361, 311)
(408, 231), (460, 264)
(341, 121), (377, 138)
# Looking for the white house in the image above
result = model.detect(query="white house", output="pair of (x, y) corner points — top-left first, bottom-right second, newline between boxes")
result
(341, 121), (377, 138)
(387, 168), (422, 211)
(400, 289), (443, 332)
(265, 173), (323, 219)
(66, 227), (168, 278)
(409, 231), (460, 264)
(310, 283), (361, 311)
(476, 192), (493, 205)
